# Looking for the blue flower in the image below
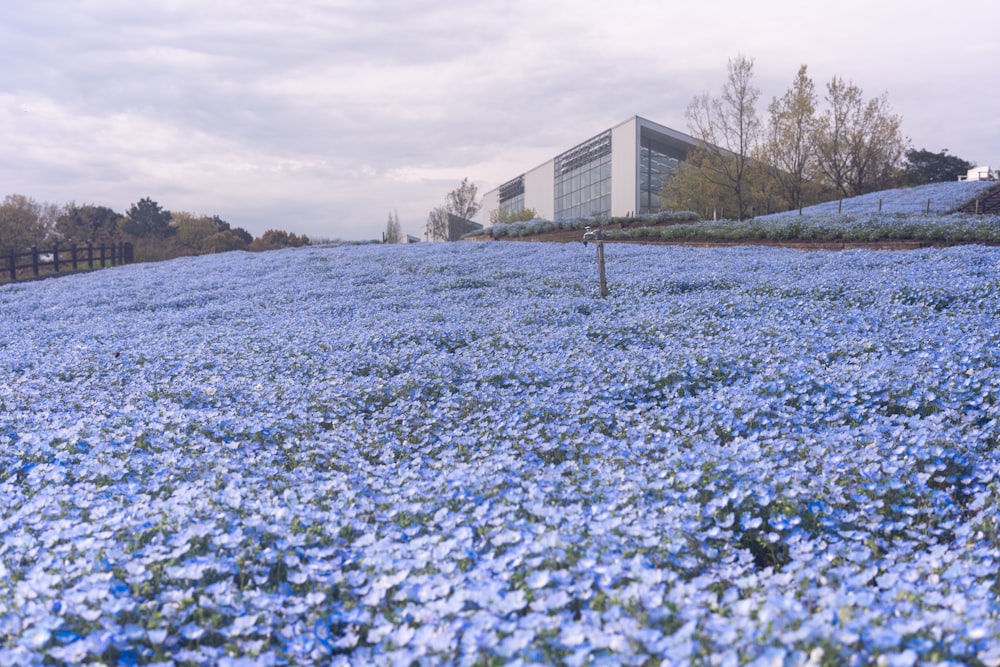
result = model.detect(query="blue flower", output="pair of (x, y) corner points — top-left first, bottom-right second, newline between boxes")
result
(2, 242), (1000, 664)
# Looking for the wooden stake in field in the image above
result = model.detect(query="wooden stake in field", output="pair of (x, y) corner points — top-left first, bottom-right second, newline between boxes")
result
(583, 227), (608, 297)
(596, 237), (608, 298)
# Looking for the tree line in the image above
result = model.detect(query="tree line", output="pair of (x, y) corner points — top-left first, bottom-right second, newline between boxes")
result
(0, 195), (310, 262)
(662, 56), (976, 220)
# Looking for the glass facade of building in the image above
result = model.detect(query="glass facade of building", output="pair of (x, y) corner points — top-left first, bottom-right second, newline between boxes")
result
(638, 133), (686, 214)
(484, 118), (701, 224)
(498, 175), (525, 216)
(554, 130), (612, 220)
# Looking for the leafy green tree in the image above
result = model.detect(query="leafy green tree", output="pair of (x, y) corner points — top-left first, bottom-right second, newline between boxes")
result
(123, 197), (173, 237)
(764, 65), (819, 211)
(660, 153), (719, 217)
(173, 212), (218, 251)
(902, 148), (974, 185)
(229, 227), (253, 246)
(0, 194), (58, 252)
(207, 215), (231, 232)
(685, 54), (761, 221)
(662, 148), (758, 219)
(203, 229), (251, 253)
(248, 229), (310, 251)
(56, 203), (122, 246)
(489, 207), (539, 225)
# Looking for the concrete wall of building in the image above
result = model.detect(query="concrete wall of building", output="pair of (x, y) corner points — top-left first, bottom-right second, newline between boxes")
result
(524, 160), (555, 220)
(611, 118), (638, 216)
(480, 189), (499, 224)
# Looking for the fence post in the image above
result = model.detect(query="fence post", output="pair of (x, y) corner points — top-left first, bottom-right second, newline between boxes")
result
(111, 243), (118, 266)
(53, 243), (60, 273)
(124, 242), (134, 264)
(31, 248), (39, 277)
(7, 250), (15, 281)
(925, 198), (931, 214)
(87, 243), (94, 269)
(99, 243), (106, 268)
(71, 245), (78, 271)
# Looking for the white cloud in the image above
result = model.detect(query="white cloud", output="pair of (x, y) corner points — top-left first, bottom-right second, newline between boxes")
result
(0, 0), (998, 240)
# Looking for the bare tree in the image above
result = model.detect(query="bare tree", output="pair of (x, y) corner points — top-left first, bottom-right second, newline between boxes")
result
(815, 76), (906, 198)
(384, 209), (402, 244)
(426, 178), (481, 241)
(846, 93), (906, 195)
(425, 206), (449, 242)
(446, 178), (480, 221)
(685, 54), (761, 221)
(814, 77), (858, 199)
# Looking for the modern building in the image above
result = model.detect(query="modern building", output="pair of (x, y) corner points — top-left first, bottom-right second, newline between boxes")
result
(446, 214), (483, 241)
(421, 213), (484, 242)
(959, 165), (995, 181)
(481, 115), (703, 223)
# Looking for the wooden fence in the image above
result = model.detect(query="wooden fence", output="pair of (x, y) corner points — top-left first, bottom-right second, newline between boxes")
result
(4, 242), (134, 282)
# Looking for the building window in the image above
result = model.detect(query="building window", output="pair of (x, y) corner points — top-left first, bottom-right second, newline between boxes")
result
(498, 176), (525, 215)
(554, 130), (611, 220)
(639, 134), (686, 214)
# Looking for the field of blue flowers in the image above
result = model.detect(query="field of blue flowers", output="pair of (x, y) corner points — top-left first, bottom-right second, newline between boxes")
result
(479, 181), (1000, 244)
(2, 241), (999, 666)
(758, 181), (997, 219)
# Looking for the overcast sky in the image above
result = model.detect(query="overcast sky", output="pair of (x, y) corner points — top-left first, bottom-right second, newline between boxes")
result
(1, 1), (997, 241)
